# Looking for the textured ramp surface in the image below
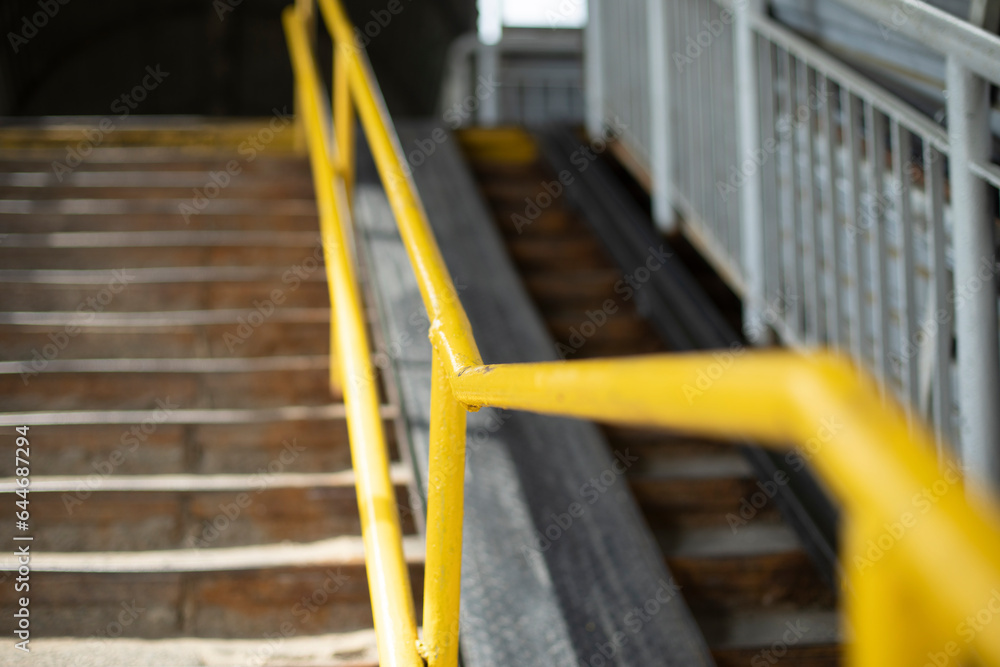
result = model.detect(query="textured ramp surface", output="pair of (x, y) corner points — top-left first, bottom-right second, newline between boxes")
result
(354, 120), (715, 666)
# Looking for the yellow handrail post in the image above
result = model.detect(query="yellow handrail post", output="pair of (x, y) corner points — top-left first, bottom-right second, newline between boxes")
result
(293, 0), (316, 152)
(420, 346), (468, 667)
(316, 0), (483, 378)
(846, 517), (946, 667)
(290, 0), (338, 395)
(328, 309), (340, 393)
(283, 8), (423, 666)
(334, 46), (355, 211)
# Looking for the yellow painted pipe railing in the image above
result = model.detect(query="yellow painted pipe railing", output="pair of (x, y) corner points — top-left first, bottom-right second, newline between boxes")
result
(283, 2), (1000, 665)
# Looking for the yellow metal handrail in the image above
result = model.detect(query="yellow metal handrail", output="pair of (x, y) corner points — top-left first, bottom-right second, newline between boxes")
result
(282, 2), (1000, 665)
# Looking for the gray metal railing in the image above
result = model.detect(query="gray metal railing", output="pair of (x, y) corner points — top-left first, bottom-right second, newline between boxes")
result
(440, 28), (585, 127)
(587, 0), (1000, 489)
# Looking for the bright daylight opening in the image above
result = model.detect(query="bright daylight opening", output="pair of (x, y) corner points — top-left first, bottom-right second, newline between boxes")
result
(479, 0), (587, 43)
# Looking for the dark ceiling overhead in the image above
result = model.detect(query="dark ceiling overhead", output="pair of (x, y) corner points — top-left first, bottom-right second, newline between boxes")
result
(0, 0), (476, 117)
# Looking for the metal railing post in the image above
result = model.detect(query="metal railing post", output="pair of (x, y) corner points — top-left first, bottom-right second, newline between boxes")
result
(585, 0), (604, 140)
(945, 55), (1000, 489)
(294, 0), (317, 152)
(476, 42), (500, 127)
(846, 517), (945, 666)
(734, 0), (768, 343)
(421, 347), (468, 667)
(647, 0), (676, 233)
(283, 11), (423, 664)
(335, 47), (355, 211)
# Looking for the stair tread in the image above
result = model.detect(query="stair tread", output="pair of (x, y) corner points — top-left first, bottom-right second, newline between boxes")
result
(657, 522), (802, 559)
(0, 465), (411, 493)
(630, 451), (755, 480)
(0, 629), (379, 667)
(0, 535), (425, 573)
(0, 198), (317, 216)
(0, 404), (399, 426)
(0, 230), (320, 248)
(0, 307), (329, 326)
(0, 323), (329, 360)
(695, 606), (840, 648)
(0, 171), (307, 187)
(0, 355), (330, 375)
(0, 266), (326, 284)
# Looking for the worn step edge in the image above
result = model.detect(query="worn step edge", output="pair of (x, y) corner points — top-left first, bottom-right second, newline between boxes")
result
(0, 629), (380, 667)
(0, 465), (410, 494)
(0, 199), (316, 216)
(0, 172), (308, 187)
(630, 452), (755, 480)
(0, 230), (320, 248)
(0, 535), (425, 572)
(0, 267), (326, 284)
(0, 404), (399, 426)
(656, 523), (803, 559)
(695, 607), (841, 649)
(0, 356), (330, 375)
(0, 308), (329, 327)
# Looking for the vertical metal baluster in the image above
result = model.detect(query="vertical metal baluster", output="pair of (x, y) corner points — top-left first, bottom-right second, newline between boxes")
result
(843, 90), (865, 364)
(608, 2), (620, 133)
(672, 0), (685, 206)
(777, 48), (800, 340)
(693, 0), (710, 228)
(620, 0), (631, 138)
(687, 0), (700, 219)
(706, 0), (722, 251)
(648, 0), (676, 232)
(892, 120), (918, 417)
(625, 0), (649, 153)
(790, 54), (806, 342)
(722, 13), (740, 263)
(925, 143), (952, 458)
(798, 60), (822, 344)
(865, 103), (892, 394)
(714, 2), (731, 257)
(636, 0), (649, 164)
(819, 73), (841, 348)
(760, 39), (781, 329)
(946, 55), (1000, 486)
(680, 0), (695, 211)
(585, 0), (604, 139)
(735, 0), (765, 339)
(609, 2), (620, 125)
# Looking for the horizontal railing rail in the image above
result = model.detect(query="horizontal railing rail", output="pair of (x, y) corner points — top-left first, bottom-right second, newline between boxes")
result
(835, 0), (1000, 83)
(284, 0), (1000, 665)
